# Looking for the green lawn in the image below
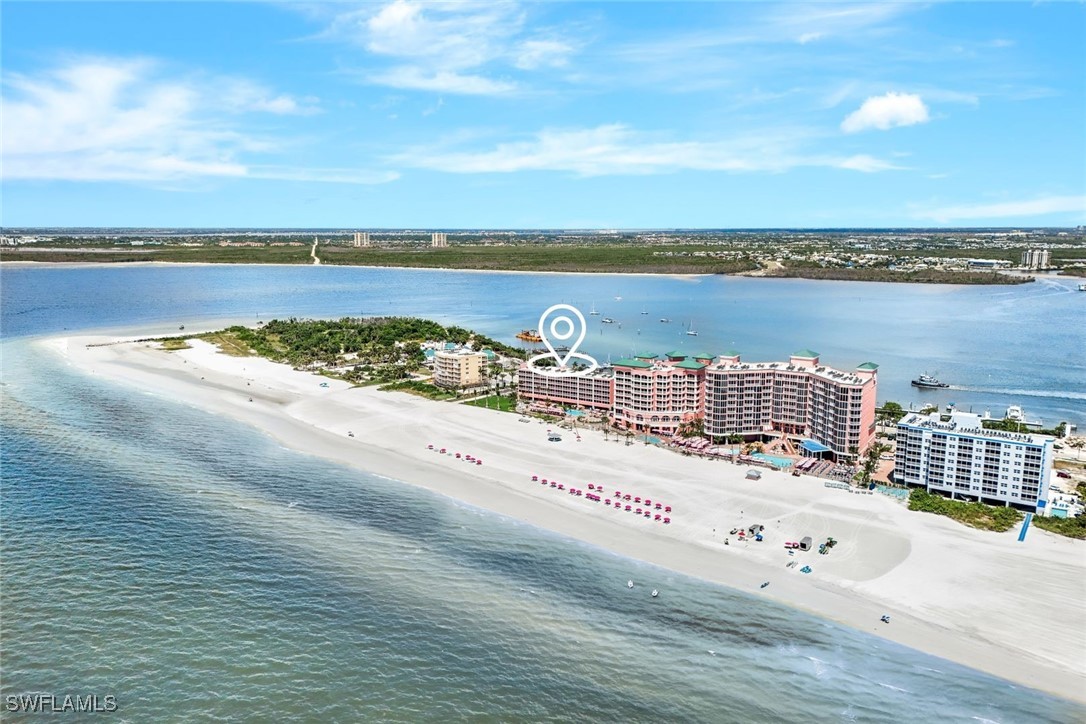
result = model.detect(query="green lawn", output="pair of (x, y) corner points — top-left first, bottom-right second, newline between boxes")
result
(464, 395), (517, 412)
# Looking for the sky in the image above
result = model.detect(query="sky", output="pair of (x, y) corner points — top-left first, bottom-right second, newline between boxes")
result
(2, 1), (1084, 229)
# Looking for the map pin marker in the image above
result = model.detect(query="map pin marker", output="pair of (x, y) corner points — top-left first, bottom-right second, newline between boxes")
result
(538, 304), (587, 368)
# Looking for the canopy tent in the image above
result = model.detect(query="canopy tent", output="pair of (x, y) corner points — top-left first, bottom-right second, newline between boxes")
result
(800, 439), (832, 459)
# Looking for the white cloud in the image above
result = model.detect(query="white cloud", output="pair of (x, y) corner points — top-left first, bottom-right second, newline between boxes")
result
(322, 1), (579, 95)
(249, 167), (401, 184)
(370, 67), (515, 95)
(837, 154), (904, 172)
(1, 57), (384, 185)
(514, 39), (574, 69)
(841, 92), (930, 133)
(209, 77), (322, 116)
(798, 32), (824, 45)
(914, 195), (1086, 222)
(391, 123), (902, 176)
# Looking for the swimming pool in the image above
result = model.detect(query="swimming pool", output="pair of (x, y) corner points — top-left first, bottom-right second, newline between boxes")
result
(565, 409), (585, 417)
(751, 453), (794, 468)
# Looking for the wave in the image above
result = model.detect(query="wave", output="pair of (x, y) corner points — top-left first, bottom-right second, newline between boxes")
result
(948, 386), (1086, 402)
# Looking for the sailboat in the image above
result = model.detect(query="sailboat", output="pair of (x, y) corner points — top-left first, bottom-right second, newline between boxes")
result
(686, 320), (698, 336)
(640, 308), (648, 315)
(589, 302), (600, 316)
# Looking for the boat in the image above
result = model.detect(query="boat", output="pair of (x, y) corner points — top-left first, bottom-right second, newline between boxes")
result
(911, 373), (948, 389)
(516, 329), (543, 342)
(651, 589), (659, 598)
(659, 318), (671, 323)
(1079, 283), (1086, 291)
(686, 329), (698, 336)
(641, 308), (648, 315)
(601, 318), (615, 324)
(614, 296), (623, 301)
(627, 580), (634, 589)
(178, 324), (185, 330)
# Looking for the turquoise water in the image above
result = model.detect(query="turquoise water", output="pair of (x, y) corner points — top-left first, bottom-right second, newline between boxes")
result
(566, 409), (585, 417)
(876, 486), (911, 500)
(752, 453), (794, 468)
(2, 265), (1084, 721)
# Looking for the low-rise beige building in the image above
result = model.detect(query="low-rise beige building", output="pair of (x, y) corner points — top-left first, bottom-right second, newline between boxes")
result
(434, 349), (486, 389)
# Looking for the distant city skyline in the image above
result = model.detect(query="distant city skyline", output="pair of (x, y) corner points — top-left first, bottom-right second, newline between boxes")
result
(2, 2), (1084, 228)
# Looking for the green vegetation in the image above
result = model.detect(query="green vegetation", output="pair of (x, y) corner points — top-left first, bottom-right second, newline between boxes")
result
(907, 488), (1022, 532)
(1031, 514), (1086, 539)
(877, 401), (904, 423)
(321, 244), (757, 274)
(767, 266), (1030, 285)
(186, 317), (523, 387)
(158, 338), (191, 351)
(199, 330), (256, 357)
(465, 394), (517, 412)
(378, 380), (456, 400)
(856, 442), (891, 484)
(982, 418), (1066, 437)
(1, 245), (312, 265)
(677, 417), (705, 438)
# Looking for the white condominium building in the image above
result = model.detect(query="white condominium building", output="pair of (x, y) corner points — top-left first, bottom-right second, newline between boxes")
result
(433, 348), (486, 389)
(895, 411), (1053, 512)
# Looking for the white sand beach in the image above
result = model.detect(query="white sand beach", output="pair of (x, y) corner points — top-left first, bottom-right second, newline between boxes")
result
(48, 332), (1086, 704)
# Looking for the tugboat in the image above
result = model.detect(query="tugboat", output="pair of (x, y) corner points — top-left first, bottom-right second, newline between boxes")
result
(516, 329), (543, 342)
(911, 373), (949, 389)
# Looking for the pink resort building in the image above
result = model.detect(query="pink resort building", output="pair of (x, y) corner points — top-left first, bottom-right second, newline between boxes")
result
(516, 365), (614, 412)
(704, 350), (878, 458)
(516, 349), (877, 460)
(611, 351), (712, 434)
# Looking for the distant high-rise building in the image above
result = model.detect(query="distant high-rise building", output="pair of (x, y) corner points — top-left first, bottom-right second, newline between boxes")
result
(432, 232), (448, 248)
(1020, 248), (1050, 269)
(353, 232), (370, 247)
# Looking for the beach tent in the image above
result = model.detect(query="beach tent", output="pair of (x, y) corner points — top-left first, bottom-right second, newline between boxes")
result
(800, 440), (831, 459)
(745, 469), (762, 480)
(799, 536), (813, 551)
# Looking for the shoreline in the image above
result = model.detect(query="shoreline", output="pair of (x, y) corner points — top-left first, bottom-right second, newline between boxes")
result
(45, 331), (1086, 705)
(6, 259), (1082, 283)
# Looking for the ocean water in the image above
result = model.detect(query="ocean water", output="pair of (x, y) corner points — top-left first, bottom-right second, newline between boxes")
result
(2, 265), (1084, 722)
(2, 264), (1083, 427)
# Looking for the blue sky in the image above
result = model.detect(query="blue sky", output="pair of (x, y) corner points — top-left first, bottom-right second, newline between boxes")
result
(2, 1), (1084, 228)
